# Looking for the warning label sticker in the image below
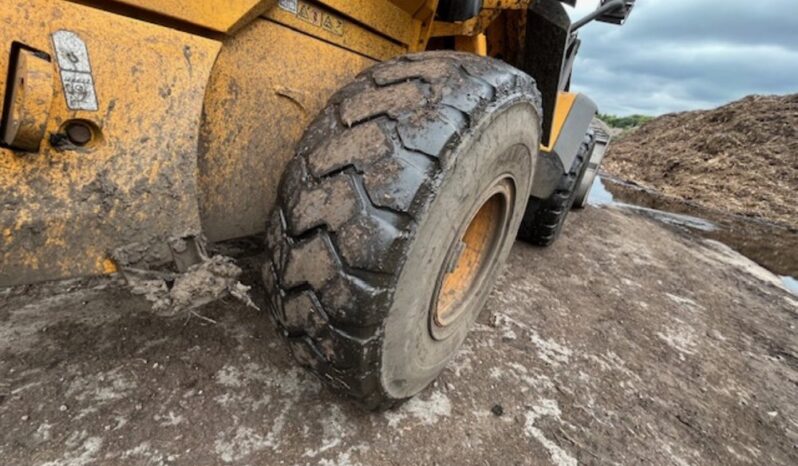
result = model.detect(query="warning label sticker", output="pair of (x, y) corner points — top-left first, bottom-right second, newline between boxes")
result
(51, 30), (98, 111)
(279, 0), (344, 36)
(278, 0), (297, 13)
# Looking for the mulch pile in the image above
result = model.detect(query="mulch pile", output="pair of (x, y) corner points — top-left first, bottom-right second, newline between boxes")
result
(603, 94), (798, 226)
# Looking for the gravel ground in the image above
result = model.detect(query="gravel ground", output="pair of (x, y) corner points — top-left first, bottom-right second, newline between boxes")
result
(1, 206), (796, 466)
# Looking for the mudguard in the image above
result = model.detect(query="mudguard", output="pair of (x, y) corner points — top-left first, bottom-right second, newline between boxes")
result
(530, 92), (598, 200)
(517, 0), (572, 147)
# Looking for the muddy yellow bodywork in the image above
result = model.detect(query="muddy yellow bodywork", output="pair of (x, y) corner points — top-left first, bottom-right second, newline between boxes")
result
(113, 0), (277, 34)
(1, 1), (220, 285)
(543, 92), (578, 153)
(198, 20), (377, 241)
(2, 0), (569, 287)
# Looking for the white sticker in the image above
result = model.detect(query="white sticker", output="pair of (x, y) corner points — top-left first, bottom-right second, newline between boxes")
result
(52, 30), (98, 111)
(278, 0), (298, 14)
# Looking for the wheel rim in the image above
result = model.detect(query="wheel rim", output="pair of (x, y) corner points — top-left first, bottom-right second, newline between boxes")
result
(432, 178), (513, 335)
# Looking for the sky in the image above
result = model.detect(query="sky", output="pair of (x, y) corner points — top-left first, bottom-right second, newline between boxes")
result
(564, 0), (798, 115)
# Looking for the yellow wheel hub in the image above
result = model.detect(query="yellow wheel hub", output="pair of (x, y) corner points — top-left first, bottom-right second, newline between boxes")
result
(434, 191), (506, 328)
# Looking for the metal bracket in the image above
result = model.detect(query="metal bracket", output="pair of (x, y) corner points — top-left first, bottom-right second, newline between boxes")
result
(1, 45), (53, 151)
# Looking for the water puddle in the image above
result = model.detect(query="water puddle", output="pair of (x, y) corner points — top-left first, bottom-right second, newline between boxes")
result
(587, 175), (798, 295)
(782, 276), (798, 295)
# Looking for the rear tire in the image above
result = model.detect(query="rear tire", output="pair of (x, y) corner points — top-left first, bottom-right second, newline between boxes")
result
(263, 52), (542, 409)
(573, 118), (612, 209)
(517, 130), (595, 247)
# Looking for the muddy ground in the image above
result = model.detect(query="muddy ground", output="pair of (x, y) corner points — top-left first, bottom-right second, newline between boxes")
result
(1, 206), (796, 466)
(598, 174), (798, 279)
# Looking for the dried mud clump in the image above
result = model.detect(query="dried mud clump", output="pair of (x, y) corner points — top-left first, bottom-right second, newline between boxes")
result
(604, 94), (798, 227)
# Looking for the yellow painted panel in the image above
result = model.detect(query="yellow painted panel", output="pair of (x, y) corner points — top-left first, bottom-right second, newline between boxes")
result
(542, 92), (577, 152)
(1, 0), (221, 285)
(198, 20), (375, 241)
(111, 0), (278, 33)
(455, 34), (488, 56)
(316, 0), (417, 45)
(266, 1), (405, 60)
(432, 9), (501, 37)
(389, 0), (428, 14)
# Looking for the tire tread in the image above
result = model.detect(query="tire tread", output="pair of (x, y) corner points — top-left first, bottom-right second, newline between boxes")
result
(264, 52), (542, 409)
(518, 131), (596, 246)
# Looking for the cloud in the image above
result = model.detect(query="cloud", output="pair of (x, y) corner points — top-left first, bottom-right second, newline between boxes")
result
(564, 0), (798, 115)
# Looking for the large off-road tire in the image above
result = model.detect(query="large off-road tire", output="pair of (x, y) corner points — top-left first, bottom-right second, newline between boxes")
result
(263, 52), (542, 409)
(517, 130), (595, 247)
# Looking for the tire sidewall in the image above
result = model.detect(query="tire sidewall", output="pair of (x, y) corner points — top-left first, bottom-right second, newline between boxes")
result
(381, 100), (540, 399)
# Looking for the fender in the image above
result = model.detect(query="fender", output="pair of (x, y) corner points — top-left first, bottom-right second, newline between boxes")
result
(530, 92), (597, 199)
(516, 0), (572, 147)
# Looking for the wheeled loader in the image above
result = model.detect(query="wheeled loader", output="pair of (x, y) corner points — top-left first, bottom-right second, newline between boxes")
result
(1, 0), (633, 408)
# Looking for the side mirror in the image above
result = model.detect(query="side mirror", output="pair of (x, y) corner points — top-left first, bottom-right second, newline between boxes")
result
(596, 0), (636, 25)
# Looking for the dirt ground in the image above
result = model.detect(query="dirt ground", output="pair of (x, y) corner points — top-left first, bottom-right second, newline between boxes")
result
(604, 94), (798, 227)
(598, 174), (798, 278)
(1, 206), (796, 466)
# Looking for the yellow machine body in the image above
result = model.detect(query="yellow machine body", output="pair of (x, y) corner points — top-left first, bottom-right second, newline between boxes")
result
(1, 0), (587, 286)
(0, 1), (221, 285)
